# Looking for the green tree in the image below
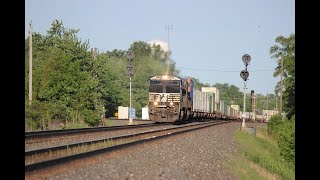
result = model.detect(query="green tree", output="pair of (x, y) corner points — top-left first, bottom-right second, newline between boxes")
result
(25, 20), (101, 129)
(93, 53), (128, 117)
(129, 41), (152, 59)
(270, 34), (295, 119)
(213, 83), (243, 109)
(192, 77), (210, 90)
(268, 114), (295, 167)
(25, 20), (180, 128)
(106, 49), (126, 58)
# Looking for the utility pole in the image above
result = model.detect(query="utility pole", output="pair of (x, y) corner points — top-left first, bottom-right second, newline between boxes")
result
(251, 90), (256, 121)
(256, 96), (258, 112)
(266, 91), (269, 111)
(253, 93), (256, 121)
(279, 58), (284, 114)
(231, 96), (235, 105)
(266, 91), (269, 120)
(29, 21), (33, 106)
(276, 96), (278, 111)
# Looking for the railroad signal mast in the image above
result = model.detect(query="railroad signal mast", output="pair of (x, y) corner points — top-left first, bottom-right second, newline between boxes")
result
(240, 54), (251, 127)
(126, 50), (135, 124)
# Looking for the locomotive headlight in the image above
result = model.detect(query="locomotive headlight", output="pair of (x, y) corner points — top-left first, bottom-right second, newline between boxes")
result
(170, 102), (173, 106)
(154, 101), (158, 106)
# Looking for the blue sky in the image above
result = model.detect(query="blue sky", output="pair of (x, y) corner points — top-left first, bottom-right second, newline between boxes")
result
(25, 0), (295, 95)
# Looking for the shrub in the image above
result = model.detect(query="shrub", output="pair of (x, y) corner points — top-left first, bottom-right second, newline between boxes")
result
(25, 100), (69, 130)
(81, 109), (101, 126)
(267, 114), (283, 136)
(278, 116), (295, 166)
(25, 100), (45, 130)
(267, 114), (295, 167)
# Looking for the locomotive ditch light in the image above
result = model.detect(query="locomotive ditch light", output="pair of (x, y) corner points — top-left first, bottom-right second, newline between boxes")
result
(170, 102), (173, 106)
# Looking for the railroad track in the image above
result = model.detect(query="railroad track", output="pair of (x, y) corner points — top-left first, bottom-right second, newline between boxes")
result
(25, 123), (164, 146)
(231, 119), (267, 123)
(25, 120), (231, 172)
(26, 123), (159, 139)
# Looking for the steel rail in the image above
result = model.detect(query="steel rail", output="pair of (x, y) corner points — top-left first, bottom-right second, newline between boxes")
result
(25, 123), (161, 140)
(25, 120), (231, 172)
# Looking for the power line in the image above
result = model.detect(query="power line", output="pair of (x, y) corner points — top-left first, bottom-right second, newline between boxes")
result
(176, 66), (273, 72)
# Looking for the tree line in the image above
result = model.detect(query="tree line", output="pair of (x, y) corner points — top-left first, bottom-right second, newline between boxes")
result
(25, 20), (178, 130)
(25, 20), (293, 130)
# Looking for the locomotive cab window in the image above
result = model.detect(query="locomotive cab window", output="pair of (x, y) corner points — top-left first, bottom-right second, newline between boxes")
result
(149, 80), (180, 93)
(149, 81), (163, 93)
(165, 80), (180, 93)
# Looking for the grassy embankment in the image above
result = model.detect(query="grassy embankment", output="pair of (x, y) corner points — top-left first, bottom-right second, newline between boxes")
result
(225, 126), (294, 180)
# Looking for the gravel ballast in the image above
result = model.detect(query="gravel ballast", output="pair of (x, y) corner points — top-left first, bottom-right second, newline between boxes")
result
(27, 122), (267, 180)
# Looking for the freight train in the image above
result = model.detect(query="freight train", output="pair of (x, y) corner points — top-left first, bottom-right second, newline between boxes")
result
(148, 75), (240, 123)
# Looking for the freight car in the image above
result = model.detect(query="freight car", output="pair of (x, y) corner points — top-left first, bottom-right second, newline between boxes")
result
(148, 75), (239, 123)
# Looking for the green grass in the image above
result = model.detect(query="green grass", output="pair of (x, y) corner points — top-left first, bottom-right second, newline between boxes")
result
(226, 127), (295, 180)
(101, 119), (114, 126)
(224, 154), (267, 180)
(64, 122), (89, 129)
(255, 126), (278, 146)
